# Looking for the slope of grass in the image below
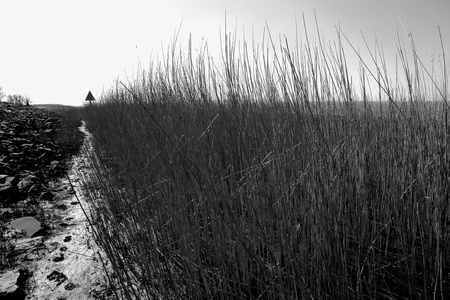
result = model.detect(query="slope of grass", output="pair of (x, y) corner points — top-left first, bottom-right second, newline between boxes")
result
(81, 23), (449, 299)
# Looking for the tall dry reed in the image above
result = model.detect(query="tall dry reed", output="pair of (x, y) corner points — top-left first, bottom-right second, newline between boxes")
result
(81, 20), (449, 299)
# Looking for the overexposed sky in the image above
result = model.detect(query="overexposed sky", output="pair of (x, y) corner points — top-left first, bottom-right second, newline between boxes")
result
(1, 0), (449, 105)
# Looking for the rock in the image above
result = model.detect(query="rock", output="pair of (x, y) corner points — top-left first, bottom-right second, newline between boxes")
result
(12, 236), (44, 254)
(64, 282), (76, 291)
(0, 184), (20, 204)
(46, 270), (67, 286)
(48, 160), (64, 176)
(9, 152), (23, 160)
(0, 175), (20, 186)
(21, 143), (34, 149)
(0, 163), (14, 175)
(39, 191), (54, 201)
(10, 217), (43, 237)
(0, 208), (14, 218)
(52, 253), (64, 262)
(17, 174), (37, 194)
(0, 175), (9, 182)
(0, 269), (26, 300)
(0, 175), (21, 203)
(55, 204), (67, 210)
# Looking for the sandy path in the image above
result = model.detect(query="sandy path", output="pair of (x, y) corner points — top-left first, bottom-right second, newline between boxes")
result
(23, 122), (113, 300)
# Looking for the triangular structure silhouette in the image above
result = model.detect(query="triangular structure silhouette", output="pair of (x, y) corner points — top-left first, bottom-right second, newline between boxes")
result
(85, 91), (95, 101)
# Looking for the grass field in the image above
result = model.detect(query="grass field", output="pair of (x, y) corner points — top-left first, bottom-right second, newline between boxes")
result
(80, 24), (449, 299)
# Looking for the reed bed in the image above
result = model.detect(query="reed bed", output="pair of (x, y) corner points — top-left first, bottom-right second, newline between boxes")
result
(81, 21), (449, 299)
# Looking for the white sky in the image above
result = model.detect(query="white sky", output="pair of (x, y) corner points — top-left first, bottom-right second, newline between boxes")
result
(1, 0), (449, 106)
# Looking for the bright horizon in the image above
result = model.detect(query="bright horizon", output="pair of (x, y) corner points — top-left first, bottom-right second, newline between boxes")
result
(1, 0), (449, 106)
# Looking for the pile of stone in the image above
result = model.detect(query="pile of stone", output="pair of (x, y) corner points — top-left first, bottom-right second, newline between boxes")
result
(0, 103), (78, 206)
(1, 102), (84, 260)
(0, 103), (90, 299)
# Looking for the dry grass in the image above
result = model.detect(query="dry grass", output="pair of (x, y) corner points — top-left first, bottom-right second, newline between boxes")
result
(81, 21), (449, 299)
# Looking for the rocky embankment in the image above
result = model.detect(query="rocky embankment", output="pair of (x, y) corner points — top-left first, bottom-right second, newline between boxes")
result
(0, 103), (82, 208)
(0, 103), (111, 299)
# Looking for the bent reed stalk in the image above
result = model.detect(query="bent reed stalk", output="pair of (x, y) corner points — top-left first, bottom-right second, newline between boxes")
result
(81, 19), (449, 300)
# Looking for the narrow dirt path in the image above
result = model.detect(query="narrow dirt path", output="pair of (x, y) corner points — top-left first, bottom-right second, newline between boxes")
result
(9, 122), (113, 300)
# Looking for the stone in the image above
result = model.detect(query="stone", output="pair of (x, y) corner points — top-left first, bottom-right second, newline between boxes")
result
(17, 174), (37, 194)
(0, 175), (21, 203)
(0, 175), (9, 182)
(0, 184), (20, 204)
(64, 282), (76, 290)
(0, 208), (14, 218)
(10, 217), (42, 237)
(46, 270), (67, 286)
(39, 191), (54, 201)
(52, 253), (64, 262)
(0, 175), (20, 187)
(0, 269), (26, 300)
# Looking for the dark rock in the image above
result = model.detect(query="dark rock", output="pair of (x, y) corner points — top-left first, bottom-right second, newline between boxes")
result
(0, 175), (20, 187)
(53, 253), (64, 262)
(46, 270), (67, 286)
(55, 204), (67, 210)
(38, 191), (54, 201)
(64, 282), (76, 291)
(16, 269), (31, 289)
(1, 156), (11, 164)
(0, 175), (8, 183)
(0, 176), (22, 203)
(0, 185), (20, 204)
(63, 236), (72, 242)
(0, 163), (15, 174)
(0, 208), (14, 218)
(27, 183), (42, 195)
(31, 227), (47, 238)
(48, 160), (64, 176)
(0, 269), (26, 300)
(18, 174), (37, 194)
